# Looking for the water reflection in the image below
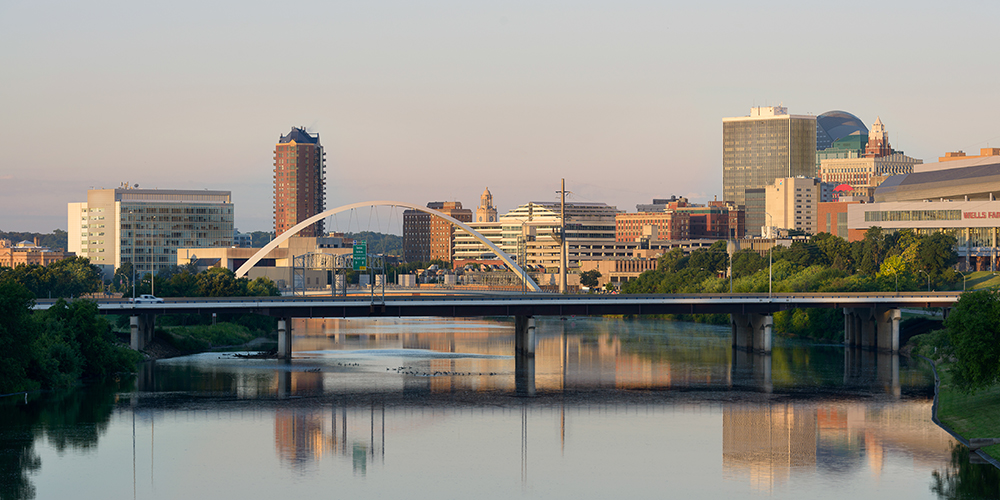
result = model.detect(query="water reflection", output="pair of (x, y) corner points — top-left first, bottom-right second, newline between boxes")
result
(931, 443), (1000, 498)
(0, 382), (130, 500)
(7, 317), (997, 500)
(142, 317), (929, 399)
(723, 401), (956, 492)
(273, 404), (385, 474)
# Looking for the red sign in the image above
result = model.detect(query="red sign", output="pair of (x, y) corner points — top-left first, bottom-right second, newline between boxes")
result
(963, 212), (1000, 219)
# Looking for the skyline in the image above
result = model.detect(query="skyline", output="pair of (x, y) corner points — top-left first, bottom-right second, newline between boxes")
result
(3, 0), (999, 233)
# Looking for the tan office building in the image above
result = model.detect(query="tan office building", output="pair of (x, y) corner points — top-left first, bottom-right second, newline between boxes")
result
(68, 186), (234, 276)
(765, 177), (819, 236)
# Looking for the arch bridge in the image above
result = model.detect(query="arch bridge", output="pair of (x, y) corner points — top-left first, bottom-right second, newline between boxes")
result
(235, 200), (540, 292)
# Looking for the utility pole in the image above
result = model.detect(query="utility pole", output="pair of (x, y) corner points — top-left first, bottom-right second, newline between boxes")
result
(557, 179), (569, 294)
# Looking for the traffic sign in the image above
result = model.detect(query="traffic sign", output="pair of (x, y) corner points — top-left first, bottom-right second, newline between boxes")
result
(353, 241), (367, 271)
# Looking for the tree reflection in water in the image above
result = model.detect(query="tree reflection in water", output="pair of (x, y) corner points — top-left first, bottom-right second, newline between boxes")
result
(0, 382), (126, 500)
(931, 442), (1000, 499)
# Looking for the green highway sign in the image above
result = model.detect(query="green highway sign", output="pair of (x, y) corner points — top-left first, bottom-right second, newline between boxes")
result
(353, 241), (367, 271)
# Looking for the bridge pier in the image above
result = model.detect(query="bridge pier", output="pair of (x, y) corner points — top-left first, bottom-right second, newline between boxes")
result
(514, 316), (535, 356)
(277, 365), (293, 398)
(843, 307), (901, 352)
(130, 314), (155, 351)
(731, 348), (772, 393)
(730, 313), (772, 353)
(278, 318), (293, 359)
(514, 316), (536, 396)
(844, 349), (900, 398)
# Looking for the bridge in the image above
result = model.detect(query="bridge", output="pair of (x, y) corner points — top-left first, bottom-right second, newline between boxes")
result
(38, 292), (961, 359)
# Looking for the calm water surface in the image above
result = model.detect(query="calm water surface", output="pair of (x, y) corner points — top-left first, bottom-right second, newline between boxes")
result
(3, 317), (998, 499)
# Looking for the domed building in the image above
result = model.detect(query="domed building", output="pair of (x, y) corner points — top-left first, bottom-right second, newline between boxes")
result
(816, 111), (868, 151)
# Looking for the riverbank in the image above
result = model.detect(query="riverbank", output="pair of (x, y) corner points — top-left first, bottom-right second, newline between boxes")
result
(114, 322), (278, 360)
(913, 333), (1000, 466)
(936, 367), (1000, 463)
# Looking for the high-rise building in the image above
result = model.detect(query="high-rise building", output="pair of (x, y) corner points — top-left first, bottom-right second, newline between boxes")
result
(67, 186), (234, 276)
(723, 106), (817, 235)
(274, 127), (325, 238)
(429, 202), (473, 263)
(402, 201), (472, 263)
(402, 209), (431, 263)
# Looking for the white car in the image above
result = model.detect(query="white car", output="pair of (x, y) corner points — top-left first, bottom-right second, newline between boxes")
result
(131, 294), (164, 304)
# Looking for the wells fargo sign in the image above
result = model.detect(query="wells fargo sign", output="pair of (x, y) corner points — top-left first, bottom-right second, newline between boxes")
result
(963, 212), (1000, 219)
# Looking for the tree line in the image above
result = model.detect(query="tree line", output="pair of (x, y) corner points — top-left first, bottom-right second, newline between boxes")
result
(622, 229), (959, 339)
(112, 263), (280, 298)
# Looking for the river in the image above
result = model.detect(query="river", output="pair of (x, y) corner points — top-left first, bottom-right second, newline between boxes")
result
(1, 317), (997, 499)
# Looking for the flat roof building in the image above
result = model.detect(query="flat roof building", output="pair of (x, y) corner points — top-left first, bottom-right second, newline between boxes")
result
(723, 106), (817, 236)
(68, 186), (234, 276)
(765, 177), (819, 237)
(850, 157), (1000, 269)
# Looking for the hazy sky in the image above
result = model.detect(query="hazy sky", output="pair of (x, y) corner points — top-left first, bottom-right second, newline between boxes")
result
(2, 0), (999, 234)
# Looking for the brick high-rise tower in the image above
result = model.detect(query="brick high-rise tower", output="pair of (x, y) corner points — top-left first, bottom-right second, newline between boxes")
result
(274, 127), (325, 237)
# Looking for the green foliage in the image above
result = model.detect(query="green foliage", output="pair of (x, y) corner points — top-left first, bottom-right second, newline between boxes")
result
(0, 281), (140, 393)
(163, 323), (256, 350)
(0, 257), (104, 299)
(580, 270), (601, 288)
(944, 289), (1000, 393)
(910, 329), (952, 362)
(621, 229), (963, 339)
(345, 232), (403, 256)
(132, 267), (280, 298)
(248, 230), (275, 248)
(0, 280), (39, 392)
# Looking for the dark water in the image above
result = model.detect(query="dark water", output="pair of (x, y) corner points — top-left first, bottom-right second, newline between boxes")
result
(2, 317), (998, 499)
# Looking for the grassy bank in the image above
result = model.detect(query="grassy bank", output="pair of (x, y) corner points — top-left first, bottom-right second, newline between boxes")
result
(937, 369), (1000, 460)
(158, 323), (264, 352)
(913, 331), (1000, 461)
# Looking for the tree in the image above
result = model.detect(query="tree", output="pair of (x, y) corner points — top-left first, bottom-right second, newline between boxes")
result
(731, 249), (765, 279)
(918, 232), (959, 277)
(580, 270), (601, 288)
(945, 289), (1000, 392)
(0, 280), (38, 392)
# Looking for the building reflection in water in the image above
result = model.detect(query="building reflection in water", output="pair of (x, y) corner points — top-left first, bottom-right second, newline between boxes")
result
(288, 317), (734, 395)
(723, 401), (954, 492)
(267, 399), (955, 487)
(274, 403), (385, 475)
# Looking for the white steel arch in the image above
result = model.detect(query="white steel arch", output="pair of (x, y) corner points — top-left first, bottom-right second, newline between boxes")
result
(235, 200), (541, 292)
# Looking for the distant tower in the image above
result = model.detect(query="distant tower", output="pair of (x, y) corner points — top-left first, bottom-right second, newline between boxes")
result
(722, 105), (817, 236)
(864, 117), (892, 158)
(274, 127), (325, 237)
(476, 187), (497, 222)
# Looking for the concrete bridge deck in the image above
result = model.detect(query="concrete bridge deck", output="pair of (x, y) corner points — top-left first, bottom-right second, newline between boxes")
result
(33, 292), (962, 357)
(34, 292), (962, 318)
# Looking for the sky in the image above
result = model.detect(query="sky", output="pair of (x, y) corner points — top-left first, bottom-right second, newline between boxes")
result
(2, 0), (999, 234)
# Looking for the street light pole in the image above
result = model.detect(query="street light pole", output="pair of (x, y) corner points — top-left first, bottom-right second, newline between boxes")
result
(918, 269), (930, 292)
(765, 212), (774, 299)
(130, 209), (136, 300)
(557, 179), (568, 294)
(956, 269), (968, 291)
(727, 239), (735, 294)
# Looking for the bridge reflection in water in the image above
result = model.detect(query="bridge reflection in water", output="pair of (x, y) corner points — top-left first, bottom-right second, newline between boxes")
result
(142, 317), (917, 400)
(130, 317), (953, 494)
